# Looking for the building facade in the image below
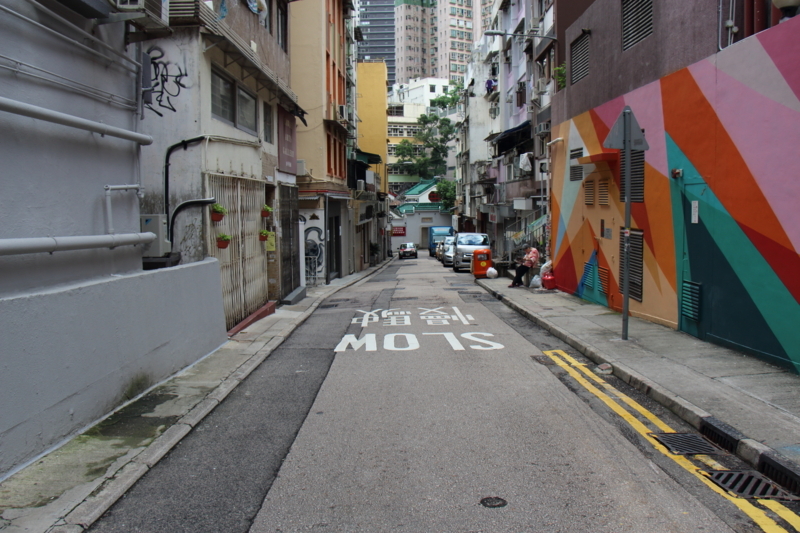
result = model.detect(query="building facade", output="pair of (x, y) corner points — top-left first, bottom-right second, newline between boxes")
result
(548, 0), (800, 371)
(357, 0), (397, 84)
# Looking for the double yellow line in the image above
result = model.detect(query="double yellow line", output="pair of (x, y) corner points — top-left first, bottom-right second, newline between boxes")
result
(543, 350), (800, 533)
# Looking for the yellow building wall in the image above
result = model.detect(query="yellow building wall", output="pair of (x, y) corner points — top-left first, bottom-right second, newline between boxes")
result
(356, 61), (389, 192)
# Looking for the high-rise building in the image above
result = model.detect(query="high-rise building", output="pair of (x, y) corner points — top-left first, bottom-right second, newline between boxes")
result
(357, 0), (397, 85)
(394, 0), (478, 86)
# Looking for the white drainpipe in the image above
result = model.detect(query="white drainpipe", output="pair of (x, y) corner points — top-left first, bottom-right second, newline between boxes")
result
(0, 96), (153, 145)
(0, 233), (156, 256)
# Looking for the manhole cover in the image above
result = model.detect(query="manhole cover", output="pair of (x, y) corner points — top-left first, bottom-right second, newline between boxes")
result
(703, 470), (800, 500)
(650, 433), (725, 455)
(480, 497), (507, 508)
(319, 304), (338, 309)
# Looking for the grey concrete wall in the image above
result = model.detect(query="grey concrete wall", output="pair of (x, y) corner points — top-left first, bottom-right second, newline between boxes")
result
(553, 0), (721, 124)
(0, 1), (228, 478)
(0, 259), (227, 478)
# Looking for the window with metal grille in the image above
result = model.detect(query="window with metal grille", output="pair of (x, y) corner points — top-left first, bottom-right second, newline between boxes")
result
(585, 180), (595, 205)
(619, 228), (644, 301)
(598, 178), (610, 205)
(619, 149), (644, 202)
(570, 33), (589, 84)
(388, 105), (405, 116)
(622, 0), (653, 51)
(598, 266), (610, 294)
(583, 262), (595, 289)
(570, 165), (584, 181)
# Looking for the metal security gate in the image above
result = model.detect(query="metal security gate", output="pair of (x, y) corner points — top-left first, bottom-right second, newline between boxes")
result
(206, 174), (269, 330)
(278, 184), (300, 299)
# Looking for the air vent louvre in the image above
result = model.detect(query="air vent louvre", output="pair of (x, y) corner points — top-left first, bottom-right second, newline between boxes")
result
(570, 33), (590, 84)
(622, 0), (654, 51)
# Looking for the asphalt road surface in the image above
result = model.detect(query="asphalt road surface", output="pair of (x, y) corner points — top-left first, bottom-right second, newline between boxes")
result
(90, 257), (743, 533)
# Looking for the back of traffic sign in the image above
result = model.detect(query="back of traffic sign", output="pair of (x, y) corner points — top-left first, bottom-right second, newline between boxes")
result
(603, 106), (650, 151)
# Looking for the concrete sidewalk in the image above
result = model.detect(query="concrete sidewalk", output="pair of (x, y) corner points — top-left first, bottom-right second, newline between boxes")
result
(476, 276), (800, 491)
(0, 260), (394, 533)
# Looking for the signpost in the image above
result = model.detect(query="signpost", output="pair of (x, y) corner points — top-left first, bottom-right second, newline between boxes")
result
(603, 106), (648, 340)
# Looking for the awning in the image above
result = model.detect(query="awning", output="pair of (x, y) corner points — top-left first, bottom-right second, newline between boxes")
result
(484, 131), (501, 142)
(493, 120), (531, 143)
(356, 149), (382, 165)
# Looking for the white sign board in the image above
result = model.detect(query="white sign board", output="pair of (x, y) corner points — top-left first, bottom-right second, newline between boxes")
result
(691, 201), (699, 224)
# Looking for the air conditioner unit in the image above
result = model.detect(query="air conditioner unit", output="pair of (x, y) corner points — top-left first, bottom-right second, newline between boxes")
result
(539, 160), (549, 173)
(505, 93), (514, 103)
(535, 122), (551, 136)
(526, 104), (537, 113)
(534, 78), (548, 95)
(338, 105), (347, 122)
(296, 159), (307, 176)
(115, 0), (169, 27)
(357, 179), (365, 191)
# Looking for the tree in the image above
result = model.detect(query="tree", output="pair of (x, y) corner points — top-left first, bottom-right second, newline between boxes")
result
(394, 114), (456, 181)
(429, 84), (463, 110)
(436, 179), (457, 211)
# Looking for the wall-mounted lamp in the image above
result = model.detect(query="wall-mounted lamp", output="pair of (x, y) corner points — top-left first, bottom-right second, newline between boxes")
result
(773, 0), (800, 20)
(581, 28), (591, 36)
(671, 168), (683, 179)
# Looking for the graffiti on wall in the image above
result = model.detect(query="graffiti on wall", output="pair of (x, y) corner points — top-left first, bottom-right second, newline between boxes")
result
(145, 46), (189, 117)
(304, 225), (325, 285)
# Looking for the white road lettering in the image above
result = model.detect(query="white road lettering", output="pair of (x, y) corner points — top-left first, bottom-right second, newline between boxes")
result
(460, 332), (504, 350)
(334, 333), (377, 352)
(384, 333), (419, 351)
(422, 332), (465, 350)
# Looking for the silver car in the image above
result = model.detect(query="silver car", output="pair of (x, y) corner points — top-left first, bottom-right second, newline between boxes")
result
(440, 236), (455, 265)
(452, 232), (490, 272)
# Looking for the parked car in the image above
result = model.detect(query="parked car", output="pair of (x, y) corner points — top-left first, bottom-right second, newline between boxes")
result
(452, 232), (490, 272)
(442, 239), (456, 267)
(398, 242), (418, 259)
(438, 236), (455, 263)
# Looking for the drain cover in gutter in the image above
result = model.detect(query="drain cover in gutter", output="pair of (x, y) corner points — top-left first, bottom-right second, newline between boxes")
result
(319, 304), (338, 309)
(392, 297), (418, 301)
(703, 470), (800, 500)
(650, 433), (725, 455)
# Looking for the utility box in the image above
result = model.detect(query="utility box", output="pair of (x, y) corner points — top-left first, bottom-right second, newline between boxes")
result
(140, 214), (172, 257)
(513, 197), (533, 210)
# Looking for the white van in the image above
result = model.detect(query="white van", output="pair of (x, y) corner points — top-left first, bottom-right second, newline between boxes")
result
(451, 232), (490, 272)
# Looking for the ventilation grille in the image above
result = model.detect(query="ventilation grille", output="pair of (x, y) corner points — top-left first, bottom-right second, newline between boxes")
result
(622, 0), (654, 51)
(619, 149), (645, 202)
(598, 266), (610, 294)
(583, 262), (595, 289)
(570, 148), (584, 160)
(570, 165), (584, 181)
(570, 33), (590, 84)
(584, 180), (595, 205)
(619, 228), (644, 301)
(598, 178), (610, 205)
(681, 280), (701, 321)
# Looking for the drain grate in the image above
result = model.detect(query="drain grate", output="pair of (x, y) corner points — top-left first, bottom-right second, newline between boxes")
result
(480, 497), (507, 508)
(650, 433), (725, 455)
(327, 298), (349, 303)
(392, 297), (418, 301)
(319, 304), (338, 309)
(703, 470), (800, 500)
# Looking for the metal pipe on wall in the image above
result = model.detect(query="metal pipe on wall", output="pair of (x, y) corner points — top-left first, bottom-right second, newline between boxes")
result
(0, 96), (153, 145)
(0, 233), (156, 257)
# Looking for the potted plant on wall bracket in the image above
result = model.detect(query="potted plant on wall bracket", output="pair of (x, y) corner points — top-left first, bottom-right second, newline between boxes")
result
(210, 203), (228, 222)
(216, 233), (231, 249)
(261, 204), (273, 218)
(259, 229), (269, 242)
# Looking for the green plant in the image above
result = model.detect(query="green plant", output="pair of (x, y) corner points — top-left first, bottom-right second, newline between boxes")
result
(216, 233), (231, 242)
(553, 63), (566, 91)
(211, 203), (228, 215)
(369, 242), (380, 256)
(259, 229), (270, 237)
(261, 204), (273, 212)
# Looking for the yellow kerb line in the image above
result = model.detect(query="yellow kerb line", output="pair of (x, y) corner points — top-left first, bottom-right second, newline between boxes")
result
(760, 500), (800, 531)
(543, 350), (788, 533)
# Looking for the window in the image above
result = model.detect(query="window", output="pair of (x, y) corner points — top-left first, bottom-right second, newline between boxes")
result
(262, 0), (272, 33)
(277, 1), (288, 52)
(570, 33), (589, 84)
(388, 105), (404, 116)
(430, 84), (436, 92)
(622, 0), (653, 50)
(263, 102), (273, 144)
(619, 228), (644, 301)
(211, 69), (257, 135)
(619, 149), (645, 202)
(388, 125), (403, 136)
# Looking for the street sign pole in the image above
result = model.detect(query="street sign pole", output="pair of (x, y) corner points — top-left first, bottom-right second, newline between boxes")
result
(603, 105), (648, 341)
(621, 109), (631, 340)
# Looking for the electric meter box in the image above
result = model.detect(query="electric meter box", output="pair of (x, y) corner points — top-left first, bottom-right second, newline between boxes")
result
(140, 214), (172, 257)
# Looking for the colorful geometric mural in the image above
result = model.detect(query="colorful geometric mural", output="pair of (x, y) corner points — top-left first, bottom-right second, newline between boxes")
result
(550, 18), (800, 373)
